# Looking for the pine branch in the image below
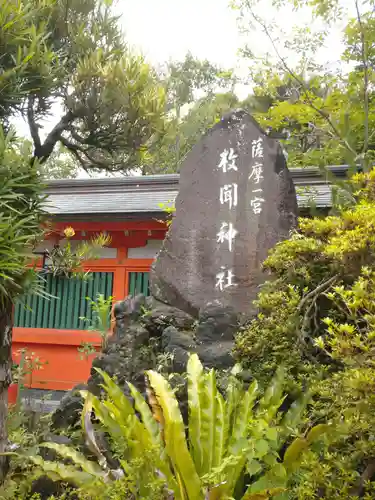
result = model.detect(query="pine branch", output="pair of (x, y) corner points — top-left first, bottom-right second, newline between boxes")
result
(27, 95), (42, 154)
(30, 107), (86, 164)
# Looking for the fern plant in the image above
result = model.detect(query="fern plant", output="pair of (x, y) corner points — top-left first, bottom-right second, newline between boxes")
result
(5, 355), (330, 499)
(78, 293), (113, 351)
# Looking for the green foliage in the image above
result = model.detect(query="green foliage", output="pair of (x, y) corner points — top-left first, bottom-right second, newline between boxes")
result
(144, 52), (239, 173)
(235, 171), (375, 497)
(40, 143), (79, 179)
(0, 407), (52, 499)
(12, 347), (48, 407)
(0, 127), (46, 308)
(6, 355), (329, 499)
(0, 0), (57, 127)
(234, 0), (375, 172)
(45, 227), (111, 278)
(2, 1), (242, 175)
(7, 138), (78, 180)
(1, 0), (166, 172)
(158, 201), (175, 226)
(79, 293), (113, 350)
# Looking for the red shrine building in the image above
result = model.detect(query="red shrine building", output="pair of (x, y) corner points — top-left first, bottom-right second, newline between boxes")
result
(12, 174), (178, 397)
(11, 167), (342, 404)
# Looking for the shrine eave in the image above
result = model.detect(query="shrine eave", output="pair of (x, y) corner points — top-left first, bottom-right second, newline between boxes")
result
(43, 166), (358, 216)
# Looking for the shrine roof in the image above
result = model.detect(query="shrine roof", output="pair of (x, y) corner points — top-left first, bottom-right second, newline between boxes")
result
(44, 166), (354, 218)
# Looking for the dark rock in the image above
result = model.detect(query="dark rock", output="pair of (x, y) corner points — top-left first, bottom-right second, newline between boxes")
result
(170, 373), (188, 422)
(53, 294), (159, 431)
(88, 353), (130, 396)
(143, 304), (195, 337)
(159, 301), (239, 372)
(30, 476), (67, 500)
(51, 384), (87, 430)
(144, 296), (164, 310)
(197, 341), (234, 369)
(92, 353), (127, 378)
(196, 300), (238, 343)
(107, 324), (149, 351)
(32, 435), (75, 499)
(87, 308), (157, 399)
(162, 326), (196, 372)
(161, 326), (195, 350)
(151, 110), (298, 317)
(113, 294), (146, 338)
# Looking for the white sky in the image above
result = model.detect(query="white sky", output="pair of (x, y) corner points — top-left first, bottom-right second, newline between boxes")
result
(118, 0), (243, 68)
(117, 0), (349, 77)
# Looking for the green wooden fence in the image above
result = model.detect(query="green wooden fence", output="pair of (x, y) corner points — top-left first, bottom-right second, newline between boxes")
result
(14, 272), (114, 330)
(128, 272), (150, 297)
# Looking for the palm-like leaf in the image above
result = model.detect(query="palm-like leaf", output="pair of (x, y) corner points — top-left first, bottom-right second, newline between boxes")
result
(0, 128), (46, 308)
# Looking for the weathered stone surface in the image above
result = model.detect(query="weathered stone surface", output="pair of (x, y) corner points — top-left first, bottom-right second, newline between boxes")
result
(51, 384), (86, 429)
(195, 301), (237, 369)
(53, 301), (154, 428)
(151, 110), (297, 317)
(113, 294), (146, 338)
(161, 301), (238, 372)
(143, 304), (195, 337)
(110, 324), (150, 350)
(52, 301), (237, 429)
(197, 341), (234, 369)
(196, 300), (238, 343)
(162, 326), (196, 372)
(31, 476), (66, 500)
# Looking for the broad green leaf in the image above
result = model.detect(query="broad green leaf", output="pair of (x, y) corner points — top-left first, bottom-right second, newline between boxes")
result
(146, 369), (203, 500)
(306, 424), (330, 444)
(187, 352), (205, 474)
(39, 442), (105, 478)
(226, 380), (258, 491)
(255, 439), (269, 458)
(26, 455), (95, 486)
(200, 369), (217, 474)
(242, 487), (286, 500)
(247, 459), (263, 476)
(265, 428), (278, 442)
(229, 380), (258, 450)
(282, 437), (308, 471)
(128, 381), (162, 446)
(213, 391), (227, 468)
(81, 392), (108, 467)
(128, 381), (179, 492)
(271, 463), (287, 478)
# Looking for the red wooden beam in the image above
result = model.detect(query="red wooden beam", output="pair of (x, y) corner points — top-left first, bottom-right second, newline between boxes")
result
(51, 220), (167, 232)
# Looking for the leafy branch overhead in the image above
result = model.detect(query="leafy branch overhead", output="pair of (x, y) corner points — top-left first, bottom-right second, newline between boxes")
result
(233, 0), (375, 173)
(1, 0), (167, 173)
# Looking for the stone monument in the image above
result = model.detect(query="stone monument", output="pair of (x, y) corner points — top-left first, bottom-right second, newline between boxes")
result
(151, 110), (298, 317)
(51, 112), (299, 430)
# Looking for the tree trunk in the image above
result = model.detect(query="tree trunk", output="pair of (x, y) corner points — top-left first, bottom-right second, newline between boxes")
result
(0, 300), (13, 482)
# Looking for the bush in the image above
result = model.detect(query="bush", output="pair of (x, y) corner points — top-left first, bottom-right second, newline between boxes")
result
(234, 170), (375, 498)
